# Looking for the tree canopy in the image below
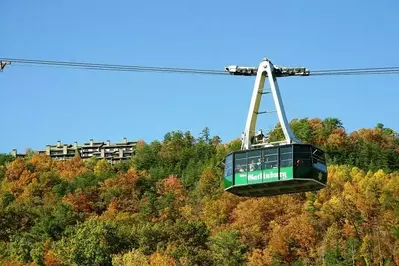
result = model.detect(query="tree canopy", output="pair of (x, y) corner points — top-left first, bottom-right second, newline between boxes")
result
(0, 117), (398, 265)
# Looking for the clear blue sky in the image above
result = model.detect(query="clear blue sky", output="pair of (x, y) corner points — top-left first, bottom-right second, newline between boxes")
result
(1, 0), (399, 153)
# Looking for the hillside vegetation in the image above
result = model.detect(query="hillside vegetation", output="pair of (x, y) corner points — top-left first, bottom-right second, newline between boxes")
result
(0, 118), (398, 266)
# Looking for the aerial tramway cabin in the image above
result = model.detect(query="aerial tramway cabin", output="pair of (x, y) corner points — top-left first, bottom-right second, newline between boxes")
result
(223, 58), (328, 197)
(223, 144), (327, 197)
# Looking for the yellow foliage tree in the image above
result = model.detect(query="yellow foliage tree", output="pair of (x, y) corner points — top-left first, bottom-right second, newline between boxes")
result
(94, 159), (112, 176)
(149, 252), (176, 266)
(5, 158), (26, 182)
(30, 154), (53, 172)
(112, 249), (149, 266)
(230, 195), (302, 249)
(200, 192), (241, 230)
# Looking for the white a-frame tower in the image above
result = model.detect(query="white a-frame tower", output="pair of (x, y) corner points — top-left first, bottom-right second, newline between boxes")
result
(225, 58), (310, 150)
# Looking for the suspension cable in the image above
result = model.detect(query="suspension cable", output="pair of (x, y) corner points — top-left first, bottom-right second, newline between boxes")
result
(2, 57), (399, 76)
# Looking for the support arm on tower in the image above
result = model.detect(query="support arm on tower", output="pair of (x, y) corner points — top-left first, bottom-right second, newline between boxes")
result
(0, 61), (11, 71)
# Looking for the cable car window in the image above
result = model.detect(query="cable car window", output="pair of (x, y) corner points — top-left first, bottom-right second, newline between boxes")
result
(295, 152), (312, 160)
(247, 150), (261, 171)
(294, 145), (312, 166)
(262, 147), (278, 169)
(280, 146), (293, 167)
(312, 147), (326, 164)
(294, 145), (311, 153)
(224, 154), (233, 177)
(311, 147), (327, 172)
(235, 152), (247, 173)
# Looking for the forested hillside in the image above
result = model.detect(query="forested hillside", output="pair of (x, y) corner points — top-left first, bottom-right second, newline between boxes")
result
(0, 118), (398, 266)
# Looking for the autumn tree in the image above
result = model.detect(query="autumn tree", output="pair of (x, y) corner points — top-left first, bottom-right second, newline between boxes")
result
(53, 218), (124, 265)
(210, 230), (247, 266)
(55, 156), (86, 181)
(94, 159), (113, 176)
(112, 249), (149, 266)
(100, 168), (145, 214)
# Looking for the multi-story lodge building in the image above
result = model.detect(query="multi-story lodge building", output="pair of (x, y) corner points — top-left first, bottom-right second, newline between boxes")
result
(11, 138), (136, 164)
(40, 141), (80, 161)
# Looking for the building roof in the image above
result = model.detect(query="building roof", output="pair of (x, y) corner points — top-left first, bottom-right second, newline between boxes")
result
(81, 144), (104, 148)
(114, 141), (137, 145)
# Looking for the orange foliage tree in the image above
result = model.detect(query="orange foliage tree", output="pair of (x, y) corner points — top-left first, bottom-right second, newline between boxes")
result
(100, 168), (143, 214)
(55, 156), (86, 182)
